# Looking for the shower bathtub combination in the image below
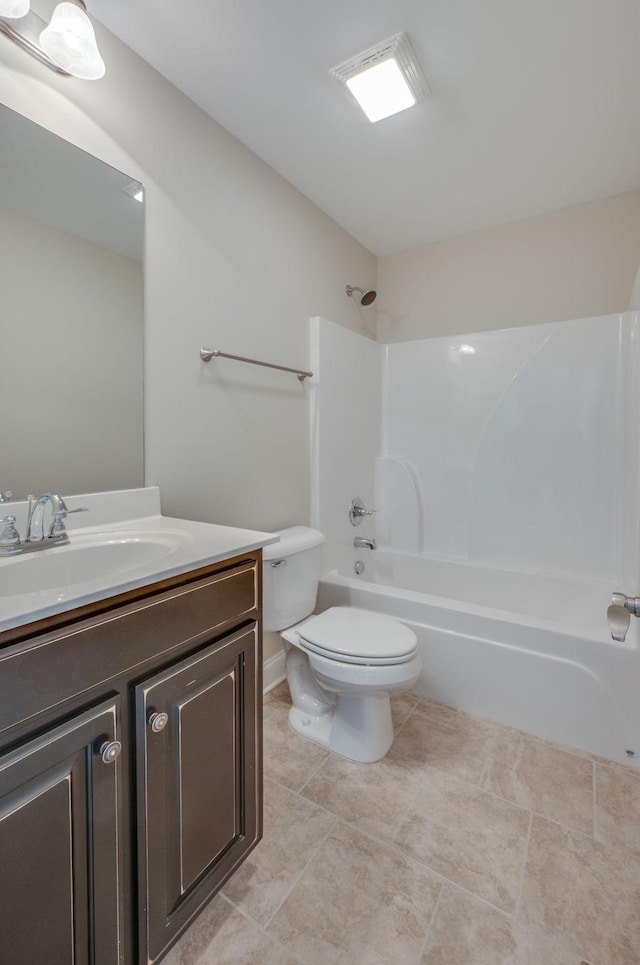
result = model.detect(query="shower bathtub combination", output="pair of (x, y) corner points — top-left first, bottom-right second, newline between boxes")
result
(310, 311), (640, 769)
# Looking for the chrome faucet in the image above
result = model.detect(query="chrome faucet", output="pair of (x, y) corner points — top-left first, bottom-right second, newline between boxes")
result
(607, 592), (640, 642)
(0, 492), (88, 556)
(354, 536), (376, 550)
(27, 492), (71, 542)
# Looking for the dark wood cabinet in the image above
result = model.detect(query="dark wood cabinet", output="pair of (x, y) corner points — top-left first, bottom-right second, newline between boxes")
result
(136, 624), (260, 962)
(0, 552), (263, 965)
(0, 699), (122, 965)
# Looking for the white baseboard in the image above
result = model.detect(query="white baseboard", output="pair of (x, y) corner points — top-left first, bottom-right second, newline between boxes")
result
(263, 649), (286, 693)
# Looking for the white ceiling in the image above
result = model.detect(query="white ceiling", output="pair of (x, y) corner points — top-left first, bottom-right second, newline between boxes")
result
(91, 0), (640, 256)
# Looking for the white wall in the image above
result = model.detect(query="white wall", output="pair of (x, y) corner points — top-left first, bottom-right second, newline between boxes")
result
(0, 205), (143, 497)
(378, 190), (640, 342)
(1, 18), (375, 661)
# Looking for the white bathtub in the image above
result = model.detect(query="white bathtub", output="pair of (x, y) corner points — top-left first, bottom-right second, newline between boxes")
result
(316, 552), (640, 768)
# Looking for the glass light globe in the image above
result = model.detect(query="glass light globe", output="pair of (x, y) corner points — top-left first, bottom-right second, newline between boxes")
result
(40, 2), (105, 80)
(0, 0), (30, 18)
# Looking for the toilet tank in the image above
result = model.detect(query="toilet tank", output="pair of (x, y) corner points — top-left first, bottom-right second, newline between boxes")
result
(263, 526), (325, 632)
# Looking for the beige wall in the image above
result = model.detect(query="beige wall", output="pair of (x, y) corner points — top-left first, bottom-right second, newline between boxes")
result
(0, 28), (374, 516)
(1, 22), (375, 665)
(0, 206), (143, 498)
(377, 190), (640, 341)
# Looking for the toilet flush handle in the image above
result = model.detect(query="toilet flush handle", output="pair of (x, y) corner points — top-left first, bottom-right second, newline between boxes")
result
(270, 559), (287, 568)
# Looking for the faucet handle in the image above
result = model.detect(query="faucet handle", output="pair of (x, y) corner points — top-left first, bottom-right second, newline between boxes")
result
(0, 491), (13, 503)
(0, 515), (21, 554)
(49, 511), (67, 538)
(48, 506), (89, 538)
(348, 497), (376, 527)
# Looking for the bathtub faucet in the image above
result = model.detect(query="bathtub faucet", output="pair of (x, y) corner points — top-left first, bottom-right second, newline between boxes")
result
(607, 591), (640, 642)
(354, 536), (376, 550)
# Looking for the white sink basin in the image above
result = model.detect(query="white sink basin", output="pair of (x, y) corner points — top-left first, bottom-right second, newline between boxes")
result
(0, 488), (277, 634)
(0, 531), (188, 598)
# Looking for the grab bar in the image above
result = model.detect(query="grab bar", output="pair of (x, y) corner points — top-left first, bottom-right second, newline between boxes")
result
(200, 347), (312, 382)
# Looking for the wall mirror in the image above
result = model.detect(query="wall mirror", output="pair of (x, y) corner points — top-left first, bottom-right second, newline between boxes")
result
(0, 103), (144, 500)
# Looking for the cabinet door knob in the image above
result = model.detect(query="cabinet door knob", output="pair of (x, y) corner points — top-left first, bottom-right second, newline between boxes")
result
(99, 740), (122, 764)
(148, 711), (168, 733)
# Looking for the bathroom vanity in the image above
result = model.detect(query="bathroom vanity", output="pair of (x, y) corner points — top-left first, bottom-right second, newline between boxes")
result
(0, 489), (276, 964)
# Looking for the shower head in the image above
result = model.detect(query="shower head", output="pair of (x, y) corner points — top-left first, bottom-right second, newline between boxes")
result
(346, 284), (377, 306)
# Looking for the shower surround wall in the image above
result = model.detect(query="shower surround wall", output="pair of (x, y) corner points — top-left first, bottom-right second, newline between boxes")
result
(310, 318), (381, 570)
(313, 312), (640, 587)
(381, 313), (640, 586)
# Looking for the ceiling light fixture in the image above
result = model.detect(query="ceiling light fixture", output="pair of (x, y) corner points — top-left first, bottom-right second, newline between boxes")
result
(0, 0), (29, 18)
(123, 180), (144, 203)
(331, 33), (429, 123)
(0, 0), (105, 79)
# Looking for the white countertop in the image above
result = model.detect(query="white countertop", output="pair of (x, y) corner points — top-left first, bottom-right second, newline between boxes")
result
(0, 487), (278, 633)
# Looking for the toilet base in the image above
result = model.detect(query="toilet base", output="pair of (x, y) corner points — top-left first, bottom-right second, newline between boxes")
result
(288, 693), (394, 763)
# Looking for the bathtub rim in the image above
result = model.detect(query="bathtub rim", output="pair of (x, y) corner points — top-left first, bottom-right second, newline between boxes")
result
(321, 565), (634, 650)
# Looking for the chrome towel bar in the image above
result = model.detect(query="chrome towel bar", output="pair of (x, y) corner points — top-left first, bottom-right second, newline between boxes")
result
(200, 347), (312, 382)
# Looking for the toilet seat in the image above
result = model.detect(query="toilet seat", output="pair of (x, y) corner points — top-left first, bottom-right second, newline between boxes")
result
(297, 607), (417, 666)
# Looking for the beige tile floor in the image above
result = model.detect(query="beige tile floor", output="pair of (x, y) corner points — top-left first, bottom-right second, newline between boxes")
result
(164, 683), (640, 965)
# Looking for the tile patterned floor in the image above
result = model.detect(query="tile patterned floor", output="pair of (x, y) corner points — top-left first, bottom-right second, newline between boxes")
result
(163, 683), (640, 965)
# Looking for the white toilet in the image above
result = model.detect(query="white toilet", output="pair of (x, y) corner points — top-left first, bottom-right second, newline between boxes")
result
(263, 526), (421, 763)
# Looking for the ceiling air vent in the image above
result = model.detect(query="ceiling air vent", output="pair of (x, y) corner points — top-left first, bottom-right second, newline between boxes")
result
(330, 32), (430, 123)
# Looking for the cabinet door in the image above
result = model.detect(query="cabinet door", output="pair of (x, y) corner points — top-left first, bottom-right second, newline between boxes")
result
(0, 699), (122, 965)
(136, 623), (261, 963)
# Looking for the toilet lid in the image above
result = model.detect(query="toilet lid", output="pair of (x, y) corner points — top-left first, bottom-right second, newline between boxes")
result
(297, 607), (417, 664)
